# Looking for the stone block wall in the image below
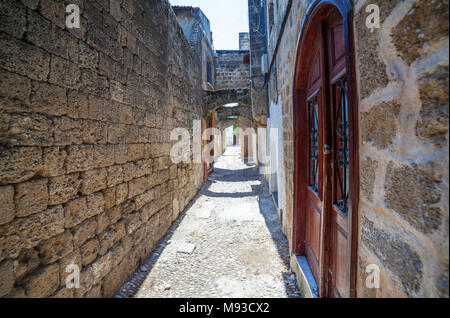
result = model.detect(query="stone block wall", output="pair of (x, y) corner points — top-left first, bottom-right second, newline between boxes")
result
(0, 0), (204, 298)
(248, 0), (267, 127)
(268, 0), (448, 297)
(239, 32), (250, 50)
(215, 50), (250, 91)
(354, 0), (448, 298)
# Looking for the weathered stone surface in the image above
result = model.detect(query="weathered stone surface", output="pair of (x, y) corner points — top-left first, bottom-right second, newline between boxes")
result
(361, 216), (423, 297)
(0, 0), (206, 298)
(0, 68), (31, 112)
(38, 0), (66, 29)
(96, 212), (110, 235)
(64, 193), (105, 229)
(73, 218), (97, 248)
(53, 117), (83, 146)
(0, 35), (50, 81)
(40, 147), (67, 177)
(106, 165), (123, 188)
(106, 206), (121, 226)
(436, 263), (449, 298)
(393, 1), (449, 65)
(128, 176), (149, 199)
(48, 174), (81, 205)
(0, 186), (15, 225)
(385, 162), (443, 234)
(360, 158), (378, 202)
(6, 113), (53, 147)
(0, 0), (27, 39)
(0, 260), (14, 297)
(88, 95), (106, 122)
(79, 41), (98, 70)
(76, 252), (112, 296)
(0, 147), (42, 184)
(80, 239), (99, 266)
(64, 197), (88, 229)
(49, 55), (81, 89)
(0, 205), (64, 258)
(416, 66), (449, 147)
(81, 168), (107, 195)
(30, 81), (67, 116)
(15, 178), (48, 217)
(87, 192), (105, 217)
(92, 145), (115, 169)
(103, 187), (116, 210)
(24, 263), (59, 297)
(67, 90), (89, 119)
(82, 120), (108, 145)
(38, 231), (74, 265)
(19, 0), (39, 9)
(102, 266), (120, 297)
(25, 7), (77, 61)
(66, 145), (94, 173)
(354, 1), (396, 99)
(361, 102), (401, 149)
(80, 69), (109, 99)
(14, 248), (40, 281)
(98, 221), (126, 256)
(115, 183), (128, 206)
(114, 144), (128, 165)
(125, 212), (141, 235)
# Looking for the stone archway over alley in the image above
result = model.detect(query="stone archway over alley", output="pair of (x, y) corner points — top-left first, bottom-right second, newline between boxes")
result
(115, 146), (301, 298)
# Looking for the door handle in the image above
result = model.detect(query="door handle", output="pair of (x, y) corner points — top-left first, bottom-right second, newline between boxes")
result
(323, 144), (332, 155)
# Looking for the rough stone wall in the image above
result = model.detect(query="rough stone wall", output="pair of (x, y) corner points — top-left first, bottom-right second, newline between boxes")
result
(267, 0), (449, 297)
(354, 0), (448, 298)
(215, 50), (250, 91)
(248, 0), (267, 127)
(0, 0), (204, 298)
(239, 32), (250, 50)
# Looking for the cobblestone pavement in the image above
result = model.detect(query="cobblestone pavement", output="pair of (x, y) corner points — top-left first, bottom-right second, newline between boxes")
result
(115, 146), (302, 298)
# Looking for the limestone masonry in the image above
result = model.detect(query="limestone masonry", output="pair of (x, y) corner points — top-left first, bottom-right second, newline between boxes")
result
(0, 0), (205, 297)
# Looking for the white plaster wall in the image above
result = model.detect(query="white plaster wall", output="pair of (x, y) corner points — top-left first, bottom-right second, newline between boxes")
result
(268, 96), (286, 223)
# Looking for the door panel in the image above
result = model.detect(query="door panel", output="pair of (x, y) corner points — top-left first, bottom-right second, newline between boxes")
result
(326, 11), (350, 298)
(304, 34), (325, 285)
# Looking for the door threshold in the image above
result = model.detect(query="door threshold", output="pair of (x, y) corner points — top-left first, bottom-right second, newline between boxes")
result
(291, 256), (319, 298)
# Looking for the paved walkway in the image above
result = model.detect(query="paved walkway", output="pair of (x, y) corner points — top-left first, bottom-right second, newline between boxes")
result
(115, 146), (301, 298)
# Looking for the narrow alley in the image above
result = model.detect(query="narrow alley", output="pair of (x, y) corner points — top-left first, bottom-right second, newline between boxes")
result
(115, 147), (301, 298)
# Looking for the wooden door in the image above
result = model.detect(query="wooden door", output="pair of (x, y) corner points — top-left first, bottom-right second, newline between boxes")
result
(304, 33), (326, 285)
(293, 1), (358, 298)
(325, 11), (350, 298)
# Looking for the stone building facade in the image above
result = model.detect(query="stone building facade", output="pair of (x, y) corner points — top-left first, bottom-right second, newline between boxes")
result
(172, 6), (216, 90)
(0, 0), (206, 298)
(250, 0), (449, 297)
(215, 50), (250, 90)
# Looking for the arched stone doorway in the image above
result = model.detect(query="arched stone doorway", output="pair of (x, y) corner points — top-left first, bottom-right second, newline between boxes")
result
(292, 0), (359, 298)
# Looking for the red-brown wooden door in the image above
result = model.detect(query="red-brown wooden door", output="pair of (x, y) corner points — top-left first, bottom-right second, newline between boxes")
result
(301, 8), (352, 298)
(304, 32), (326, 285)
(325, 10), (350, 298)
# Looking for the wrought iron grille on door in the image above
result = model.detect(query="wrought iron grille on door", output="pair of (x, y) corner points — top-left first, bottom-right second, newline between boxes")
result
(333, 76), (349, 215)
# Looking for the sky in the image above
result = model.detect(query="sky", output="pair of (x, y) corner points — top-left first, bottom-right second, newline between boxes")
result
(169, 0), (249, 50)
